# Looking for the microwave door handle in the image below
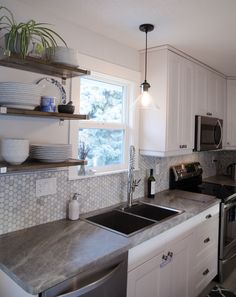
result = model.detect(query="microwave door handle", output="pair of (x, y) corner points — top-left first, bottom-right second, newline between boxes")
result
(215, 119), (223, 148)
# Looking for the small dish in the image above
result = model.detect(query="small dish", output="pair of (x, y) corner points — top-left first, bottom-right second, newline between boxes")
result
(58, 104), (75, 114)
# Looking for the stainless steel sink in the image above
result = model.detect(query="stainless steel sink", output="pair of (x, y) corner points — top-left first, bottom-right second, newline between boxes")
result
(84, 202), (183, 237)
(84, 209), (155, 236)
(122, 202), (182, 221)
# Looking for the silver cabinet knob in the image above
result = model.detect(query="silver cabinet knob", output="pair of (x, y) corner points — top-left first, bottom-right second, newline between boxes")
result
(162, 254), (168, 261)
(203, 268), (209, 276)
(204, 237), (210, 244)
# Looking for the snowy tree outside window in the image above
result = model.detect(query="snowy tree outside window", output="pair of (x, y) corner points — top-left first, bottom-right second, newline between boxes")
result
(79, 77), (128, 171)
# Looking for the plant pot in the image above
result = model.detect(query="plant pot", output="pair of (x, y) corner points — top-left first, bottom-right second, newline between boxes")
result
(4, 33), (30, 56)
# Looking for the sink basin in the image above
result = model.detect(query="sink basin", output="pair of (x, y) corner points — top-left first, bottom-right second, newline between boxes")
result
(84, 203), (183, 237)
(85, 210), (155, 236)
(123, 203), (182, 221)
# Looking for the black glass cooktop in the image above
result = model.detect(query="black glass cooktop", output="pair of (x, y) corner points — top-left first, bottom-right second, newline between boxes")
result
(179, 182), (236, 203)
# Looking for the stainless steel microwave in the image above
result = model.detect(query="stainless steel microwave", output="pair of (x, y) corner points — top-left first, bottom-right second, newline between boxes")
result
(194, 115), (223, 151)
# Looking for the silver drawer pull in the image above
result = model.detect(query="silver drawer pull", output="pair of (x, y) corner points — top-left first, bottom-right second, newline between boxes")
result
(203, 268), (209, 276)
(162, 254), (168, 261)
(205, 214), (212, 219)
(204, 237), (210, 244)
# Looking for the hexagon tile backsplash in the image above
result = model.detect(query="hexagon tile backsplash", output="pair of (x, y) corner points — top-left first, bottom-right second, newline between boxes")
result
(0, 151), (220, 235)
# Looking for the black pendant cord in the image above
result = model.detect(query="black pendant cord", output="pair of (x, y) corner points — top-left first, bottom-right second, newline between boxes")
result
(144, 30), (148, 82)
(139, 23), (154, 92)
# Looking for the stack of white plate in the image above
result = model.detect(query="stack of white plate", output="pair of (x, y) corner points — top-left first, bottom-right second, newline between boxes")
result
(0, 82), (41, 110)
(30, 144), (72, 163)
(48, 47), (79, 67)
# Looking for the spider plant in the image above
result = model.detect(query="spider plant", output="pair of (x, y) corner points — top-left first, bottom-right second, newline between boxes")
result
(0, 6), (67, 58)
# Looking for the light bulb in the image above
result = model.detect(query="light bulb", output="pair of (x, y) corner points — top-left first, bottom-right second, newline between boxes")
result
(141, 91), (151, 107)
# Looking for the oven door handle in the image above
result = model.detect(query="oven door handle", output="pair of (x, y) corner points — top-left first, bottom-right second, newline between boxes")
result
(56, 262), (122, 297)
(224, 201), (236, 210)
(222, 252), (236, 264)
(215, 119), (223, 148)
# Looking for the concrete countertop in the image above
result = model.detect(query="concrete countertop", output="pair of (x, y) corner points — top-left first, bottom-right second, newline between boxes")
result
(204, 175), (236, 187)
(0, 189), (219, 295)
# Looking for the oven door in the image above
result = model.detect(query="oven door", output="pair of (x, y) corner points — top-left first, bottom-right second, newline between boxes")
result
(219, 200), (236, 259)
(195, 116), (223, 151)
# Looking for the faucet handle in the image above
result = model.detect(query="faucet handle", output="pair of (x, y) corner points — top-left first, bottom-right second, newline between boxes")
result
(133, 179), (141, 187)
(73, 193), (80, 200)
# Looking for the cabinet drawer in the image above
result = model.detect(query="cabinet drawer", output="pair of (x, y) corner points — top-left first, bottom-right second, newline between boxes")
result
(196, 205), (219, 223)
(195, 218), (219, 258)
(194, 248), (218, 296)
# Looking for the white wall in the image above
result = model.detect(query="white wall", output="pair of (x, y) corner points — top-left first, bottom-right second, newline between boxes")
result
(0, 0), (140, 156)
(1, 0), (139, 71)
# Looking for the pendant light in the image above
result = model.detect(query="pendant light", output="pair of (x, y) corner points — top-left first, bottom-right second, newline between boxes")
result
(139, 23), (157, 108)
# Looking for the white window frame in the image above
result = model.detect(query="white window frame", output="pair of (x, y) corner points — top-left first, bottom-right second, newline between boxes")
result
(68, 55), (140, 180)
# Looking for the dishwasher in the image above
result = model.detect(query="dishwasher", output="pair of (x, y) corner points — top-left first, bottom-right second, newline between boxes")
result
(39, 252), (128, 297)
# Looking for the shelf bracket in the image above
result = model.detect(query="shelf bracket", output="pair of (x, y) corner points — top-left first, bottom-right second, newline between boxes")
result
(0, 106), (7, 114)
(0, 167), (7, 174)
(59, 119), (65, 126)
(61, 77), (67, 85)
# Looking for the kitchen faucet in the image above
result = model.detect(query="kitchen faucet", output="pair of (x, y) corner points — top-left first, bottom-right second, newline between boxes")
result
(127, 145), (140, 207)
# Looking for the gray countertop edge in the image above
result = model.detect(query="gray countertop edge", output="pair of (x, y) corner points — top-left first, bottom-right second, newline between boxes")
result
(0, 245), (131, 295)
(0, 189), (220, 295)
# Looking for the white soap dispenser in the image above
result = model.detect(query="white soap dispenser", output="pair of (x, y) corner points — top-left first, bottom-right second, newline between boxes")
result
(68, 193), (80, 220)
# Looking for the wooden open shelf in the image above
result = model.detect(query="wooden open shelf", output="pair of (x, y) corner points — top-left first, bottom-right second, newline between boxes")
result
(0, 107), (89, 120)
(0, 159), (87, 174)
(0, 54), (90, 79)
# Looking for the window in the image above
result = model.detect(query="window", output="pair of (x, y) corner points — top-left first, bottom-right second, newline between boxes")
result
(69, 59), (140, 180)
(77, 75), (131, 173)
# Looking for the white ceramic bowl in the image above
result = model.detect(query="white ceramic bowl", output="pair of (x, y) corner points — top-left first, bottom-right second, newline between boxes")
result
(1, 138), (29, 165)
(47, 47), (79, 67)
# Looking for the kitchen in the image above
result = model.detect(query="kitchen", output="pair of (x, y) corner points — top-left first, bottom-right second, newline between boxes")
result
(0, 0), (236, 296)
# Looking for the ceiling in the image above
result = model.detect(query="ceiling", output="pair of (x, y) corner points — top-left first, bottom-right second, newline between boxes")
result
(23, 0), (236, 77)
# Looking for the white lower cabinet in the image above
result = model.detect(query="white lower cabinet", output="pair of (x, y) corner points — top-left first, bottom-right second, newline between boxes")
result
(127, 251), (164, 297)
(127, 204), (219, 297)
(127, 233), (193, 297)
(0, 270), (37, 297)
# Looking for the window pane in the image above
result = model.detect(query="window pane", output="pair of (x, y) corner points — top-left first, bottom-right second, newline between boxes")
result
(79, 128), (124, 167)
(80, 77), (124, 122)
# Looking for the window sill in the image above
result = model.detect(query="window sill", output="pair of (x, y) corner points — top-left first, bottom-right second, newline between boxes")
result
(68, 168), (128, 180)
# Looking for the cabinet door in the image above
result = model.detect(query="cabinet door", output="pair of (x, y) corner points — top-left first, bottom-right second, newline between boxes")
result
(194, 64), (208, 116)
(127, 252), (163, 297)
(166, 51), (181, 152)
(179, 59), (194, 150)
(161, 234), (193, 297)
(226, 80), (236, 147)
(207, 70), (218, 117)
(215, 76), (226, 120)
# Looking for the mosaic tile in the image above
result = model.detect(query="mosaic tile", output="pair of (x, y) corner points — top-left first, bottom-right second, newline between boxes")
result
(0, 150), (230, 235)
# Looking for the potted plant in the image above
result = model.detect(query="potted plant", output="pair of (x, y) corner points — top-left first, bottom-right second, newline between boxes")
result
(0, 6), (67, 58)
(78, 141), (90, 175)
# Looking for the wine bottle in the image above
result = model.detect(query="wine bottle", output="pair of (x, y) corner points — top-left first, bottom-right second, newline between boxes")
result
(147, 169), (156, 198)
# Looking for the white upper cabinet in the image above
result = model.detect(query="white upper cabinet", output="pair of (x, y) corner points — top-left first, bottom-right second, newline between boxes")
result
(139, 48), (194, 157)
(194, 65), (226, 119)
(225, 80), (236, 148)
(139, 46), (226, 157)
